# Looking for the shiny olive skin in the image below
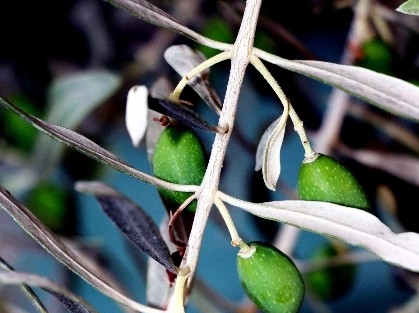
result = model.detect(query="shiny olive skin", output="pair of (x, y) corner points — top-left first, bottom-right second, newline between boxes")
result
(297, 153), (370, 210)
(237, 242), (305, 313)
(152, 125), (207, 212)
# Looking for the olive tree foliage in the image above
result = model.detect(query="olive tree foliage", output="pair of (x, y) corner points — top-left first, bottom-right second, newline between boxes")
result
(2, 0), (419, 312)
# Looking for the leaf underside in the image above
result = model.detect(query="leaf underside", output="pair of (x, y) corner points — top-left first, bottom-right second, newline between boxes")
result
(75, 181), (178, 274)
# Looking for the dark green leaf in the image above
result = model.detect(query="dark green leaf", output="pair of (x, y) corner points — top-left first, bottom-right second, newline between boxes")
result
(75, 181), (178, 274)
(148, 96), (219, 132)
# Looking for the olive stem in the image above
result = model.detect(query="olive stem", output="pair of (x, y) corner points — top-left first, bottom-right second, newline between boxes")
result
(250, 55), (290, 118)
(166, 266), (190, 313)
(214, 197), (243, 247)
(289, 106), (315, 158)
(249, 55), (315, 158)
(169, 51), (232, 102)
(180, 0), (262, 289)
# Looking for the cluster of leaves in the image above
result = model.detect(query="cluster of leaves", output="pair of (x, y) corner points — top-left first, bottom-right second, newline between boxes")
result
(2, 0), (419, 313)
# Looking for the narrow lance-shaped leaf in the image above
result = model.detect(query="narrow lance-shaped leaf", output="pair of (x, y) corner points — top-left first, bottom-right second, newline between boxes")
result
(32, 70), (121, 175)
(0, 187), (165, 313)
(102, 0), (230, 51)
(257, 54), (419, 123)
(0, 96), (196, 193)
(341, 148), (419, 187)
(396, 0), (419, 15)
(0, 257), (48, 313)
(75, 181), (178, 274)
(164, 45), (223, 114)
(218, 192), (419, 273)
(148, 96), (220, 133)
(255, 116), (287, 191)
(0, 271), (98, 313)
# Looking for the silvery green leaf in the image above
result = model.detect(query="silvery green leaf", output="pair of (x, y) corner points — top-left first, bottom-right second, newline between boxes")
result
(164, 45), (222, 114)
(0, 257), (48, 313)
(258, 54), (419, 122)
(126, 85), (149, 147)
(102, 0), (229, 50)
(255, 116), (287, 191)
(74, 181), (178, 274)
(32, 70), (121, 175)
(219, 193), (419, 272)
(0, 96), (163, 186)
(0, 187), (164, 313)
(341, 148), (419, 187)
(397, 0), (419, 15)
(0, 271), (97, 313)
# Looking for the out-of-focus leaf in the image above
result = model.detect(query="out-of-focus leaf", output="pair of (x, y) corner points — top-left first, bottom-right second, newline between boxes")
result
(126, 85), (149, 147)
(0, 271), (97, 313)
(164, 45), (222, 114)
(254, 116), (287, 191)
(340, 148), (419, 187)
(32, 70), (121, 175)
(218, 192), (419, 272)
(257, 54), (419, 122)
(146, 216), (176, 309)
(0, 187), (165, 313)
(74, 181), (178, 274)
(148, 96), (220, 133)
(397, 0), (419, 15)
(0, 257), (48, 313)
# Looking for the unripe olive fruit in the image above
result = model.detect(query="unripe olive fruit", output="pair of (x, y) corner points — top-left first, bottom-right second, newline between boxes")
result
(152, 125), (207, 212)
(237, 242), (305, 313)
(355, 37), (394, 76)
(305, 244), (356, 301)
(297, 153), (370, 210)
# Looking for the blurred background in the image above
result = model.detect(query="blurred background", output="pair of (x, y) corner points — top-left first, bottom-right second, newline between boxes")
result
(1, 0), (419, 312)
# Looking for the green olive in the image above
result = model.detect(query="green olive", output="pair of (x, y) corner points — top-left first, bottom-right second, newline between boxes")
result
(152, 125), (207, 212)
(305, 243), (357, 301)
(355, 37), (394, 76)
(237, 242), (305, 313)
(297, 153), (370, 210)
(26, 183), (68, 232)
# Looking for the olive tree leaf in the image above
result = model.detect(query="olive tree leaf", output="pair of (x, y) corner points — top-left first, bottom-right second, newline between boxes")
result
(0, 271), (97, 313)
(164, 45), (223, 114)
(74, 181), (178, 274)
(146, 216), (176, 309)
(257, 53), (419, 123)
(341, 148), (419, 187)
(0, 257), (48, 313)
(255, 116), (287, 191)
(218, 192), (419, 272)
(102, 0), (230, 51)
(32, 70), (121, 176)
(397, 0), (419, 15)
(148, 96), (220, 133)
(0, 187), (164, 313)
(0, 96), (185, 190)
(126, 85), (149, 147)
